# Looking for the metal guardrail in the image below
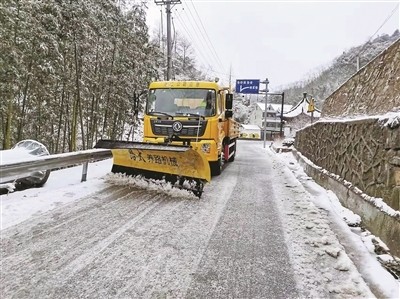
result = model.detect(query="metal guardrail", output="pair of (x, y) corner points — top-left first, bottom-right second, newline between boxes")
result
(0, 149), (112, 184)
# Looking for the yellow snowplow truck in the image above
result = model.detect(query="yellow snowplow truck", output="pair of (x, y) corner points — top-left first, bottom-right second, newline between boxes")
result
(95, 80), (240, 197)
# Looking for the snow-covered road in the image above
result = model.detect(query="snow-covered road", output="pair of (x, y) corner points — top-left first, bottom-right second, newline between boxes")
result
(1, 140), (398, 298)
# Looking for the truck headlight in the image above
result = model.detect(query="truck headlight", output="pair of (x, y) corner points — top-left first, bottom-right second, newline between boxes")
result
(201, 143), (211, 154)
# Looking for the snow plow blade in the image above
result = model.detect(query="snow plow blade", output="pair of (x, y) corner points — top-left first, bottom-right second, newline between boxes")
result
(94, 139), (210, 197)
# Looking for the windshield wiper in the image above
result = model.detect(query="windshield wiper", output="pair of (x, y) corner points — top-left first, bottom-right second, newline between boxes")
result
(147, 111), (173, 118)
(175, 112), (205, 119)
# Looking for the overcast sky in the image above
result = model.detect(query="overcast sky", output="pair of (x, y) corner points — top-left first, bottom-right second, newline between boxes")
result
(145, 0), (399, 90)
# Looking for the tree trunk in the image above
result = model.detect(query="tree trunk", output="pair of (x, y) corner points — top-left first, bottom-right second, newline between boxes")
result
(71, 94), (78, 151)
(36, 97), (41, 140)
(71, 34), (82, 151)
(17, 61), (33, 140)
(63, 95), (69, 153)
(102, 40), (116, 137)
(56, 81), (66, 153)
(4, 98), (13, 149)
(88, 40), (100, 148)
(3, 0), (21, 149)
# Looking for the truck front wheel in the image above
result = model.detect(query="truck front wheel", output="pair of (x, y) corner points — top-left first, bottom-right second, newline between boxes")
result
(210, 151), (223, 176)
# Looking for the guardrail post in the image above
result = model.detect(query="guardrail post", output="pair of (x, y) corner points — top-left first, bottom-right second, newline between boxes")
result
(81, 161), (89, 182)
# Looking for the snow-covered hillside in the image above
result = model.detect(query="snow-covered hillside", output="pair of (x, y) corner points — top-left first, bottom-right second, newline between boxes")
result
(275, 30), (400, 108)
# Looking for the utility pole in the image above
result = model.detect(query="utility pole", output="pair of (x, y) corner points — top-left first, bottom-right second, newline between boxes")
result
(267, 92), (285, 138)
(229, 64), (232, 90)
(304, 92), (314, 124)
(155, 0), (181, 80)
(310, 97), (315, 124)
(280, 92), (285, 137)
(260, 78), (269, 148)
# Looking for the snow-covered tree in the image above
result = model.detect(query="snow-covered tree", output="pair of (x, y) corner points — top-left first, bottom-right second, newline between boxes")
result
(0, 0), (162, 152)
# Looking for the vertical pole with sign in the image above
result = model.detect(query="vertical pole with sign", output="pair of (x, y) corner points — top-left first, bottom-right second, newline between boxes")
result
(307, 96), (315, 124)
(279, 92), (285, 137)
(262, 78), (269, 148)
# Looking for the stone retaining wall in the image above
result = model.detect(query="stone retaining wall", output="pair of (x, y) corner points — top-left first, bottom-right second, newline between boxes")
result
(294, 38), (400, 256)
(291, 148), (400, 258)
(295, 118), (399, 211)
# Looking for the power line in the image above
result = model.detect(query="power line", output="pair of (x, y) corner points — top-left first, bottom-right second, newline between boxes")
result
(172, 16), (234, 80)
(178, 8), (218, 66)
(154, 0), (182, 80)
(150, 1), (232, 82)
(174, 12), (212, 69)
(174, 10), (227, 80)
(188, 0), (225, 71)
(358, 3), (399, 57)
(369, 3), (398, 41)
(180, 1), (227, 78)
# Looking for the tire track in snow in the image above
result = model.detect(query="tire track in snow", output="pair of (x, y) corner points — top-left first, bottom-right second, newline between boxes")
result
(49, 169), (238, 299)
(1, 185), (125, 238)
(1, 186), (168, 298)
(54, 197), (168, 281)
(1, 185), (140, 259)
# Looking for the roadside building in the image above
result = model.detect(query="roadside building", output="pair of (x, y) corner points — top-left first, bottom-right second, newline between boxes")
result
(249, 102), (293, 140)
(282, 97), (321, 137)
(240, 124), (261, 139)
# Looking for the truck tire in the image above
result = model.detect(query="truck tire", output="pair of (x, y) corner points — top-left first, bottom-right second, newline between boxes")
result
(210, 151), (223, 176)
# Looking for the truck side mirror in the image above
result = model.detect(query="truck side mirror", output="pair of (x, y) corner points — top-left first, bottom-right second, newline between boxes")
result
(225, 93), (233, 109)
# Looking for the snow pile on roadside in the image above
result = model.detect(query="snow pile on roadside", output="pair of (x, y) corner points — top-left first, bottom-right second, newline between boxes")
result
(295, 149), (400, 218)
(1, 159), (114, 230)
(269, 158), (375, 298)
(272, 150), (400, 298)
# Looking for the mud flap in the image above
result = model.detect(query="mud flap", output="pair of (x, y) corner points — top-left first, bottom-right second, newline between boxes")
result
(95, 140), (210, 196)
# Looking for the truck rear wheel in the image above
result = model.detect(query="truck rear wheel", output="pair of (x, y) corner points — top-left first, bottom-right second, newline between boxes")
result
(228, 140), (236, 162)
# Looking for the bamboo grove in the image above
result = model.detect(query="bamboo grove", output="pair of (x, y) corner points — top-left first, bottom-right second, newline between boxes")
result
(1, 0), (165, 153)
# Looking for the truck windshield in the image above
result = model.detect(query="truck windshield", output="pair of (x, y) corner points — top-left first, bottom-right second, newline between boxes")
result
(146, 88), (216, 117)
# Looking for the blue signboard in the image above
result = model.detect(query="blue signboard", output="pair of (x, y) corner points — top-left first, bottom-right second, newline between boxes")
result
(235, 79), (260, 94)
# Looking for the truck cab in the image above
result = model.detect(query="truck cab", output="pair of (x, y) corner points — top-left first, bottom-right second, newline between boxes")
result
(144, 81), (240, 175)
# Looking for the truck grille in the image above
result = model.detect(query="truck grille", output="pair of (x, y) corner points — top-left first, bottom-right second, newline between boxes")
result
(151, 119), (207, 137)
